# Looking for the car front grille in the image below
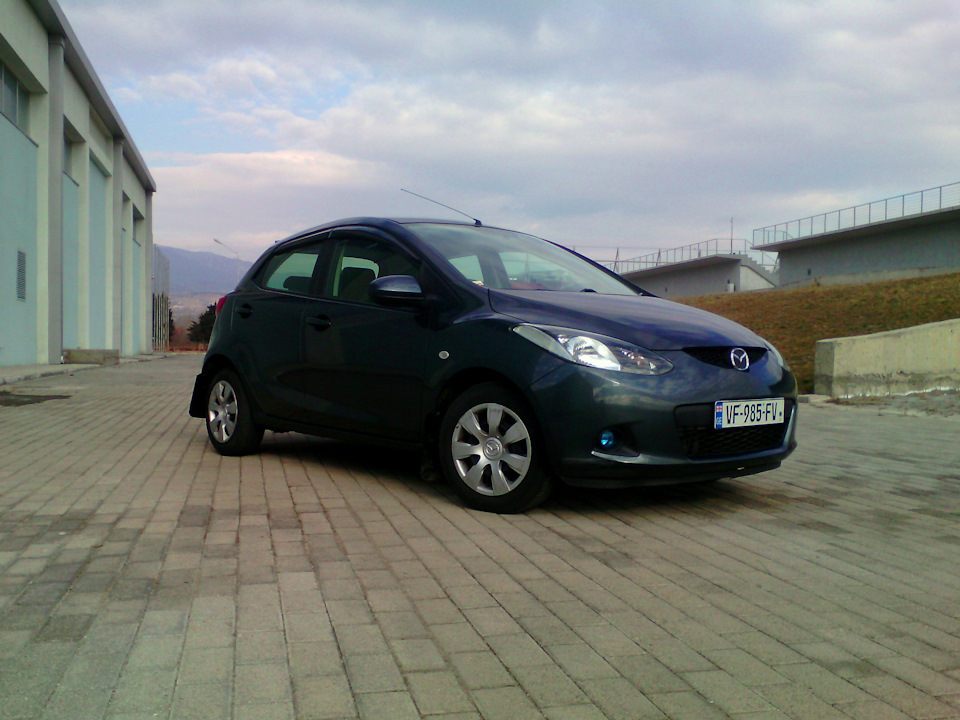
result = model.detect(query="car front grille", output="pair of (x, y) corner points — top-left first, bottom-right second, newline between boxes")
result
(683, 346), (766, 370)
(675, 401), (793, 460)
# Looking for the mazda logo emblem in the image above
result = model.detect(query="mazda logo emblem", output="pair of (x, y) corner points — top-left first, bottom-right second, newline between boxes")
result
(730, 348), (750, 372)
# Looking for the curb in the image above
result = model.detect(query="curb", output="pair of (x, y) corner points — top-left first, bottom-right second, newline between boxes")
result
(0, 354), (173, 386)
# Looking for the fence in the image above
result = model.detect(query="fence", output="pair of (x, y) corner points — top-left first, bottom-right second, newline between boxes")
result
(596, 238), (778, 275)
(753, 181), (960, 246)
(152, 247), (170, 352)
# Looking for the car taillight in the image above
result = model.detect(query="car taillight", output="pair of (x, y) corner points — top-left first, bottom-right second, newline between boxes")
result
(215, 296), (227, 316)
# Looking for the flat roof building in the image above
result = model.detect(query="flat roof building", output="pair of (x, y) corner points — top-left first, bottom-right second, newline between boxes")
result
(1, 0), (156, 367)
(753, 182), (960, 288)
(608, 239), (779, 298)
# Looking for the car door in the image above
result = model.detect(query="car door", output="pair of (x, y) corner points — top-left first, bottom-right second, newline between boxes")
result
(301, 228), (429, 441)
(228, 235), (329, 423)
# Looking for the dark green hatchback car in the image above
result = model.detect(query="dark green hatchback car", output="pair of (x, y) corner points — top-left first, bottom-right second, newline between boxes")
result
(190, 217), (797, 512)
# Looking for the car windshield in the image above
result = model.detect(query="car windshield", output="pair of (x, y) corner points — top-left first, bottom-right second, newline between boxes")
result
(407, 223), (637, 295)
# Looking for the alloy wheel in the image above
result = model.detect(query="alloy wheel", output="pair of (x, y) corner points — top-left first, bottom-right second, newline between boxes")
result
(208, 380), (238, 443)
(450, 402), (532, 496)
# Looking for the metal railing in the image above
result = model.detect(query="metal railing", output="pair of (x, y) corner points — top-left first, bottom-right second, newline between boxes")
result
(152, 247), (171, 351)
(596, 238), (778, 275)
(753, 180), (960, 246)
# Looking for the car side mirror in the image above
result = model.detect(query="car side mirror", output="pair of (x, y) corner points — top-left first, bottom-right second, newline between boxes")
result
(368, 275), (426, 305)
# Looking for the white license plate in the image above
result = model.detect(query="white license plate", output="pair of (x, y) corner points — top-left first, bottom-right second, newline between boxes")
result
(714, 398), (785, 429)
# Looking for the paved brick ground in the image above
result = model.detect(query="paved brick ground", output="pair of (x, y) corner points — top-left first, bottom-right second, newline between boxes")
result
(1, 354), (959, 720)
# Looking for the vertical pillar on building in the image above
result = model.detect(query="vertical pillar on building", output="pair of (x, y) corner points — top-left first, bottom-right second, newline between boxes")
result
(76, 141), (91, 348)
(111, 138), (124, 351)
(46, 36), (65, 364)
(144, 191), (154, 354)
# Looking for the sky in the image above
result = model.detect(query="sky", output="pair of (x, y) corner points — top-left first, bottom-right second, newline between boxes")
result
(59, 0), (960, 263)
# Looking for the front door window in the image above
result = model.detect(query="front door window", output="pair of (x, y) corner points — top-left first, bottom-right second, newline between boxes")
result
(325, 234), (420, 303)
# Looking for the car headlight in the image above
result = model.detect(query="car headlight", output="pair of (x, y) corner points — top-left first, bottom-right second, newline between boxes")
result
(513, 324), (673, 375)
(763, 339), (791, 372)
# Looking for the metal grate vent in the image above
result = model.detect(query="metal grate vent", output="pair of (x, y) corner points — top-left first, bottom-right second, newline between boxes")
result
(677, 423), (788, 460)
(16, 250), (26, 301)
(674, 400), (794, 460)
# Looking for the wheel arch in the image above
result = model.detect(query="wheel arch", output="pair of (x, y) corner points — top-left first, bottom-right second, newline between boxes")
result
(426, 367), (517, 430)
(424, 367), (556, 472)
(201, 352), (236, 379)
(190, 353), (252, 419)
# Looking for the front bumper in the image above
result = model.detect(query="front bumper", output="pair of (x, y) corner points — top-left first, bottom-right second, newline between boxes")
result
(525, 350), (798, 488)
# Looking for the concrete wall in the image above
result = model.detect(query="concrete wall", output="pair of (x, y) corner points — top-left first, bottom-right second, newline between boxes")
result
(740, 264), (776, 292)
(625, 258), (737, 297)
(782, 264), (960, 289)
(778, 216), (960, 288)
(815, 318), (960, 398)
(624, 257), (776, 298)
(0, 112), (39, 365)
(0, 0), (49, 84)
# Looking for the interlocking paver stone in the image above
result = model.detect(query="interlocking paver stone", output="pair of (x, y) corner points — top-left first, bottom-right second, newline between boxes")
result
(2, 356), (960, 719)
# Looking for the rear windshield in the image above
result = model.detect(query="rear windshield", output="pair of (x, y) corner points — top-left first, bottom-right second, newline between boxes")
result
(407, 223), (637, 295)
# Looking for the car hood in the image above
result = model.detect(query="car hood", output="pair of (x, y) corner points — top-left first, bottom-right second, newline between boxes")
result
(487, 290), (765, 350)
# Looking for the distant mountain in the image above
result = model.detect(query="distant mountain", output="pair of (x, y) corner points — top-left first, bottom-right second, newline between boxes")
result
(158, 245), (254, 294)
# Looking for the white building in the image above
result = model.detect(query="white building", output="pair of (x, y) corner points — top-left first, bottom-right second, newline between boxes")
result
(1, 0), (156, 367)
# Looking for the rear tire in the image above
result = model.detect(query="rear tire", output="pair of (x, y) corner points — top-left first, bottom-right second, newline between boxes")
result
(439, 383), (552, 513)
(205, 369), (264, 456)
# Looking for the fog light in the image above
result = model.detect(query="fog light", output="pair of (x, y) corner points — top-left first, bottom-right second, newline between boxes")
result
(598, 429), (619, 450)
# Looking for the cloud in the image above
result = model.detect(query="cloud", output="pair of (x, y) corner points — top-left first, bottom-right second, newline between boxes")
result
(59, 0), (960, 259)
(110, 52), (317, 115)
(150, 149), (395, 258)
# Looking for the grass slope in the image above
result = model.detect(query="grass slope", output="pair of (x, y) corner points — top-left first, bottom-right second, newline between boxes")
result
(678, 272), (960, 394)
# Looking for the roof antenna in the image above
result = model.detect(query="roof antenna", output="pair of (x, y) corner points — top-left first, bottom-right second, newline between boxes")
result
(401, 188), (482, 226)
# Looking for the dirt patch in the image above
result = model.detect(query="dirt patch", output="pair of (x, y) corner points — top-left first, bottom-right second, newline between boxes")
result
(0, 392), (71, 407)
(836, 389), (960, 417)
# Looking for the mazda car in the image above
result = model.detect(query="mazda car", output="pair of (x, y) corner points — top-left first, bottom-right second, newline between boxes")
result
(189, 217), (797, 512)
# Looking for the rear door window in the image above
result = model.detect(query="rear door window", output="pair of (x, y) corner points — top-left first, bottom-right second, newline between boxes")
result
(258, 241), (324, 295)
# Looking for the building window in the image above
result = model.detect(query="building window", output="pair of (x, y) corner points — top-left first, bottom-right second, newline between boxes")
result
(0, 61), (29, 134)
(64, 136), (75, 179)
(17, 251), (27, 301)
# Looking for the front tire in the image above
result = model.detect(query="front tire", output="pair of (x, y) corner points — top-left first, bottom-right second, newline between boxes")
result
(205, 369), (264, 456)
(439, 383), (552, 513)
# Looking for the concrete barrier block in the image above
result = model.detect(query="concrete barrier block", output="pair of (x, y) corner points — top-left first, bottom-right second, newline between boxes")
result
(815, 318), (960, 398)
(63, 349), (121, 366)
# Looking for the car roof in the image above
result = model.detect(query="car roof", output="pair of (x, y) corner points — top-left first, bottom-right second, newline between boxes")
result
(274, 217), (483, 246)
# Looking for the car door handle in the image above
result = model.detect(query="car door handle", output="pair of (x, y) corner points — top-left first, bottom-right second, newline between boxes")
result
(236, 303), (253, 318)
(306, 315), (332, 330)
